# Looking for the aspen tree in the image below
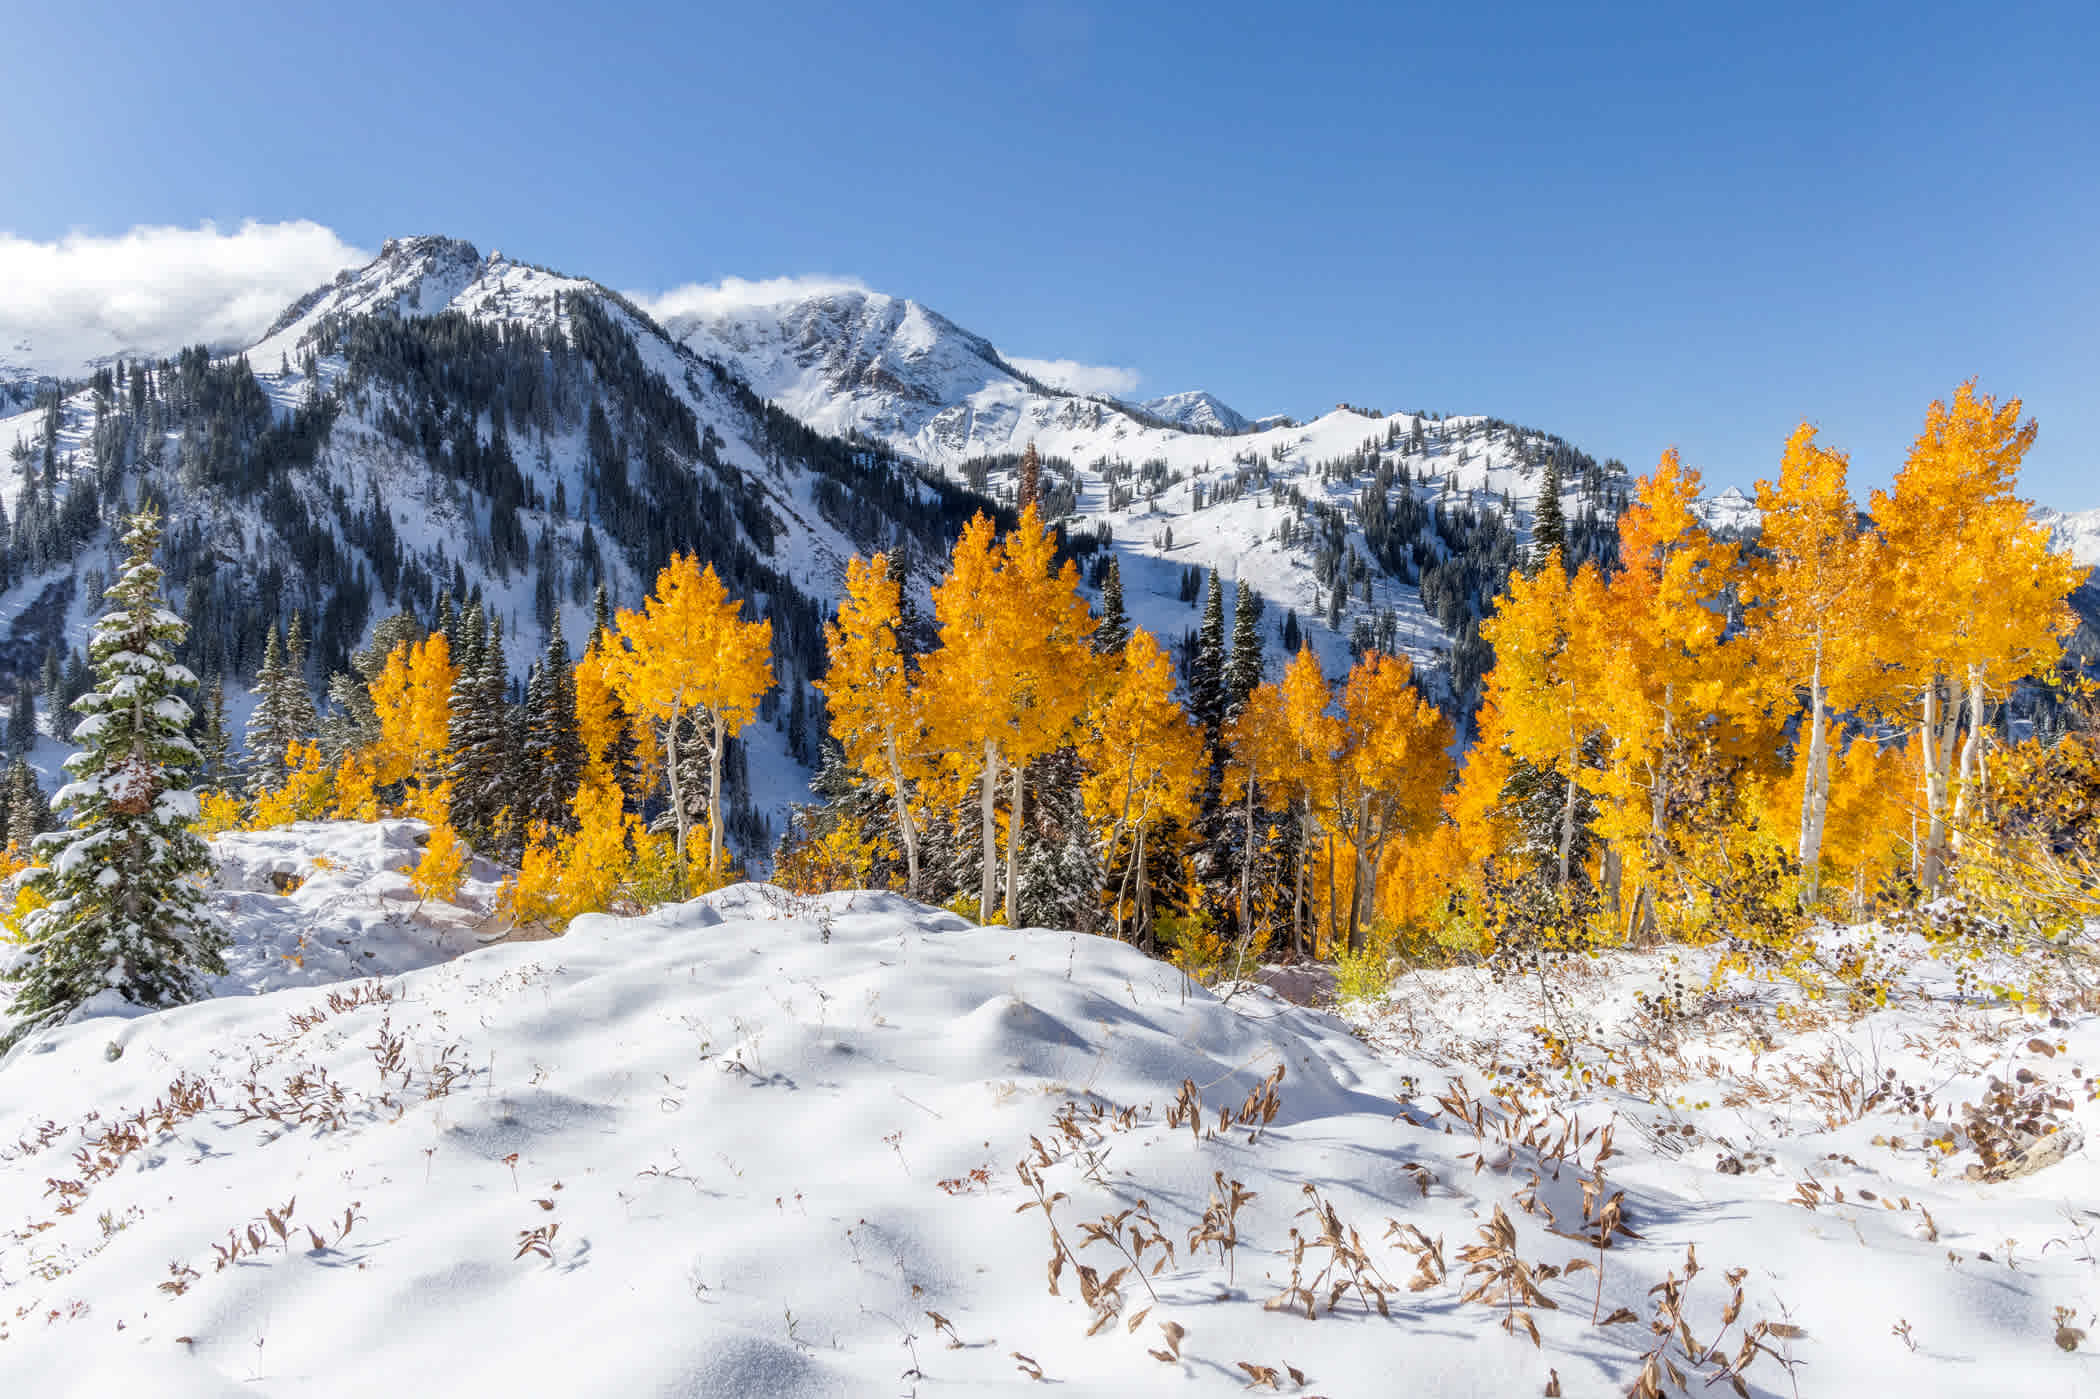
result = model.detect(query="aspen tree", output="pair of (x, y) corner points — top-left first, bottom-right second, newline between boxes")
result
(1334, 652), (1454, 953)
(922, 507), (1096, 925)
(1079, 627), (1203, 949)
(606, 556), (774, 882)
(1871, 384), (2080, 890)
(818, 553), (927, 895)
(1746, 425), (1883, 900)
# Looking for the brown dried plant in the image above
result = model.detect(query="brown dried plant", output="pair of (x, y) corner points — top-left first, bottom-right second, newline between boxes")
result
(1189, 1173), (1256, 1283)
(1265, 1185), (1396, 1320)
(1456, 1203), (1560, 1346)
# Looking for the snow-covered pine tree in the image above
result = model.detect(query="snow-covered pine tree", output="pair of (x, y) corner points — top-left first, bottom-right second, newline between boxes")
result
(526, 615), (583, 832)
(1187, 568), (1227, 730)
(5, 760), (50, 852)
(1095, 556), (1130, 654)
(448, 605), (510, 849)
(1224, 579), (1265, 719)
(243, 624), (315, 794)
(1531, 453), (1567, 573)
(1017, 440), (1041, 513)
(283, 612), (319, 740)
(6, 683), (34, 756)
(198, 679), (232, 792)
(2, 510), (224, 1045)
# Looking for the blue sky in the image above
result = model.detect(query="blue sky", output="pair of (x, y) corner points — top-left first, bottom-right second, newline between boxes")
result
(3, 0), (2095, 506)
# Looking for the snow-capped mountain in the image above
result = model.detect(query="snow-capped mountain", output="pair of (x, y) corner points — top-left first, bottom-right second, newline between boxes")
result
(0, 235), (1628, 847)
(1, 236), (1016, 849)
(2037, 506), (2100, 571)
(661, 277), (1630, 689)
(1138, 389), (1253, 434)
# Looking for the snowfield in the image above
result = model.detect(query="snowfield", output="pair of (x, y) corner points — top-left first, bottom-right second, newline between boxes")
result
(0, 828), (2095, 1396)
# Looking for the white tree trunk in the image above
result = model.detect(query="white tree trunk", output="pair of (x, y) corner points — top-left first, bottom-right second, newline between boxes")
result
(1953, 664), (1989, 831)
(706, 708), (726, 877)
(1796, 644), (1831, 903)
(664, 712), (690, 885)
(1919, 675), (1960, 892)
(978, 740), (1000, 923)
(883, 732), (919, 897)
(1004, 760), (1026, 927)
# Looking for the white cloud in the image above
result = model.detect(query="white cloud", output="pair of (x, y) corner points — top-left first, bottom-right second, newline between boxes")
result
(1001, 353), (1142, 398)
(0, 220), (368, 373)
(633, 274), (872, 325)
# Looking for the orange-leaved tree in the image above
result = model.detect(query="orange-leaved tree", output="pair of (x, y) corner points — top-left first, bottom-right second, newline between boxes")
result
(1871, 383), (2080, 890)
(605, 556), (775, 883)
(1745, 424), (1885, 900)
(817, 553), (927, 895)
(1078, 627), (1204, 949)
(1478, 552), (1610, 894)
(369, 632), (458, 807)
(1590, 451), (1750, 928)
(921, 506), (1096, 925)
(1334, 652), (1454, 954)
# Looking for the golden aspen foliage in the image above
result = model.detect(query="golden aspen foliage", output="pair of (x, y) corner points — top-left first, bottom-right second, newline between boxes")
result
(369, 633), (457, 792)
(817, 553), (928, 894)
(1257, 645), (1343, 956)
(1078, 627), (1204, 945)
(1870, 382), (2081, 889)
(1334, 652), (1454, 953)
(572, 635), (631, 794)
(330, 752), (381, 822)
(1745, 424), (1885, 900)
(410, 821), (467, 906)
(920, 506), (1096, 924)
(252, 739), (335, 828)
(1590, 454), (1756, 884)
(605, 555), (774, 880)
(193, 789), (248, 839)
(505, 779), (666, 930)
(1479, 553), (1610, 892)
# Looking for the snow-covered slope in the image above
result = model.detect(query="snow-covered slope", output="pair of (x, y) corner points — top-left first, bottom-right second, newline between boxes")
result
(1, 821), (2093, 1396)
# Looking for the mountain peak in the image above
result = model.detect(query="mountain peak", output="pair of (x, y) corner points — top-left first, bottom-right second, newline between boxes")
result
(1138, 389), (1251, 435)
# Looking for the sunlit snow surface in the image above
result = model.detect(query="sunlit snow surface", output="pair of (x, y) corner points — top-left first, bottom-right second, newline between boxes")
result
(1, 824), (2094, 1396)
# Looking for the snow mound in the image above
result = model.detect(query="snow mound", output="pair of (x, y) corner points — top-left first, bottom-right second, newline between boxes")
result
(1, 875), (2095, 1395)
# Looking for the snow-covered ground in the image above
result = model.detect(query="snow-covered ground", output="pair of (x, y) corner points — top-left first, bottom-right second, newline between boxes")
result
(1, 824), (2094, 1395)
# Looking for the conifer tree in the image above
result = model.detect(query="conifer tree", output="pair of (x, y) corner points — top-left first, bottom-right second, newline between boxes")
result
(1095, 556), (1131, 654)
(1017, 440), (1041, 513)
(282, 612), (318, 742)
(198, 678), (231, 792)
(243, 626), (303, 793)
(1224, 579), (1265, 719)
(1188, 568), (1227, 731)
(6, 683), (35, 756)
(527, 615), (584, 832)
(5, 760), (50, 853)
(3, 511), (224, 1043)
(447, 606), (509, 848)
(1531, 454), (1567, 572)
